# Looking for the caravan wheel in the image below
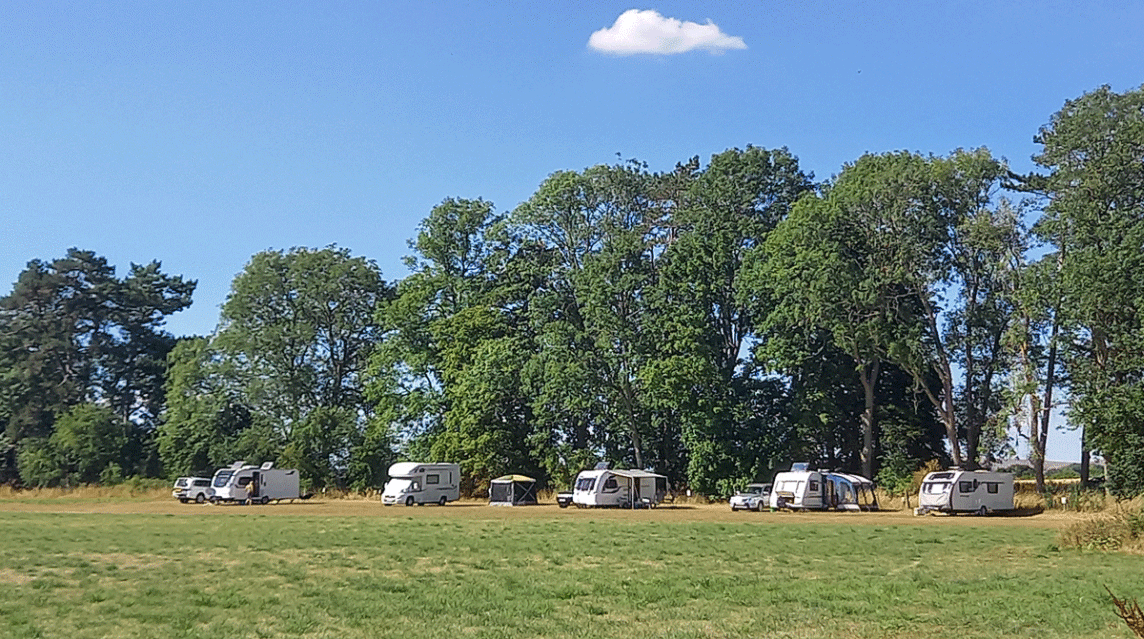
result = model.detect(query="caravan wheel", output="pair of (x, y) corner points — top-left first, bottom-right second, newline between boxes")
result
(438, 496), (447, 506)
(260, 496), (270, 505)
(405, 496), (415, 507)
(976, 506), (988, 516)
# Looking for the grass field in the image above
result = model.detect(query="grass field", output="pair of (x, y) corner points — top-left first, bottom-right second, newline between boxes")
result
(0, 500), (1141, 639)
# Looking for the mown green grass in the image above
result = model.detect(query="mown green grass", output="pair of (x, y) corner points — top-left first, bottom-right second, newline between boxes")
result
(0, 512), (1139, 639)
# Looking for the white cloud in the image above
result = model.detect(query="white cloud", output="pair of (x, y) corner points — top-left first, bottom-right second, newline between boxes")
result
(588, 9), (746, 56)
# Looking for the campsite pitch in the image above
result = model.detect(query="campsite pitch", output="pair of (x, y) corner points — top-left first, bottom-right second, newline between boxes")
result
(0, 499), (1139, 639)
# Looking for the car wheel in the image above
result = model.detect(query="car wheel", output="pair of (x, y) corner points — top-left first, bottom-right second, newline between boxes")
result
(179, 498), (188, 504)
(195, 493), (206, 504)
(438, 496), (447, 506)
(406, 496), (415, 507)
(755, 501), (764, 512)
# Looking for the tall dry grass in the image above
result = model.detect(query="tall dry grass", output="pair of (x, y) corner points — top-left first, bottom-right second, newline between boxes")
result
(0, 479), (170, 501)
(1058, 496), (1144, 552)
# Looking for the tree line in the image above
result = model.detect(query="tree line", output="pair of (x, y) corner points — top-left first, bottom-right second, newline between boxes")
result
(2, 85), (1142, 496)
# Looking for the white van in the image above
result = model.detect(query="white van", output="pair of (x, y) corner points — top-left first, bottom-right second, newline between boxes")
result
(172, 477), (213, 503)
(571, 468), (667, 508)
(916, 469), (1014, 516)
(209, 461), (301, 504)
(381, 462), (460, 506)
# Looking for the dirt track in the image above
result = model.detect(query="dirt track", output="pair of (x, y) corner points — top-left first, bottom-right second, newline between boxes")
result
(0, 497), (1082, 529)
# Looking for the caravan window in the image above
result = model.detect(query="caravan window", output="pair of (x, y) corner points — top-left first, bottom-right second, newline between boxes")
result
(237, 476), (252, 487)
(809, 480), (819, 492)
(923, 481), (950, 494)
(575, 477), (596, 491)
(426, 474), (440, 485)
(213, 471), (233, 488)
(603, 478), (619, 492)
(986, 482), (999, 494)
(777, 480), (802, 493)
(959, 481), (977, 493)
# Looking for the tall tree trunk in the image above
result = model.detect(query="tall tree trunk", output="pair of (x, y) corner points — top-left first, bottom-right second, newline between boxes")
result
(1034, 310), (1060, 493)
(857, 360), (881, 480)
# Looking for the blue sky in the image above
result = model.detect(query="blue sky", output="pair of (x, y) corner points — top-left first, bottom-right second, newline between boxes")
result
(3, 2), (1141, 461)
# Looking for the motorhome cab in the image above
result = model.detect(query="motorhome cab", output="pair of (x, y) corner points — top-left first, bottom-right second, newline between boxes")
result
(210, 461), (301, 504)
(381, 462), (460, 506)
(571, 467), (667, 508)
(916, 470), (1014, 516)
(769, 466), (879, 511)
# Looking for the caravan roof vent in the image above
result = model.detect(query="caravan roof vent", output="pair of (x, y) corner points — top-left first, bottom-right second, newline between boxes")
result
(790, 462), (809, 472)
(594, 461), (611, 470)
(260, 462), (274, 470)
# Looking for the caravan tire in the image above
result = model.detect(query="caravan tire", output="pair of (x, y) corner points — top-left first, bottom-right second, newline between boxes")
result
(439, 496), (447, 506)
(976, 506), (988, 517)
(209, 496), (220, 505)
(195, 493), (206, 504)
(405, 496), (415, 507)
(260, 496), (270, 505)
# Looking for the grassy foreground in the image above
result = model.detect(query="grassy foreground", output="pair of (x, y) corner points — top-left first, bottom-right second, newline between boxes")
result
(0, 509), (1140, 639)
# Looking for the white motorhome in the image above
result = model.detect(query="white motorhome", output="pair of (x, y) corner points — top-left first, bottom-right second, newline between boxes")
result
(210, 461), (301, 504)
(769, 468), (879, 511)
(916, 469), (1014, 516)
(381, 462), (460, 506)
(571, 467), (667, 508)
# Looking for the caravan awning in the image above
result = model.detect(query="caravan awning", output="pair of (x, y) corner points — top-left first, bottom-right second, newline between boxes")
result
(607, 469), (665, 480)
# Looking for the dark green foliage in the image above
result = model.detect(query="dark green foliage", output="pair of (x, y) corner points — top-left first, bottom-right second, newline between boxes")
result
(1033, 84), (1144, 493)
(0, 249), (194, 484)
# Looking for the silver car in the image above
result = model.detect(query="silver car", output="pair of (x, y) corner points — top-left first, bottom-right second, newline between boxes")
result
(172, 477), (214, 503)
(730, 483), (772, 511)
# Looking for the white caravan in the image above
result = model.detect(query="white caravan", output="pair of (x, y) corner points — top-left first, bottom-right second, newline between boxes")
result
(571, 468), (667, 508)
(769, 469), (879, 511)
(210, 461), (301, 504)
(915, 469), (1014, 516)
(382, 462), (460, 506)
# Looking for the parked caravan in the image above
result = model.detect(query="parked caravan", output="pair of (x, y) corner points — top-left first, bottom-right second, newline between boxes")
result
(382, 462), (460, 506)
(488, 474), (538, 506)
(769, 467), (879, 511)
(915, 469), (1014, 516)
(210, 461), (301, 504)
(571, 467), (667, 508)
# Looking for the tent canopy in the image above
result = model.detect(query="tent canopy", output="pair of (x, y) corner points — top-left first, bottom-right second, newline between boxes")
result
(489, 474), (538, 506)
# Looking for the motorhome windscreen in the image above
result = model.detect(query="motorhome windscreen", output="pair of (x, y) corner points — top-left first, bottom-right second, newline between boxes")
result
(922, 482), (950, 494)
(213, 471), (233, 488)
(386, 478), (413, 492)
(575, 477), (596, 491)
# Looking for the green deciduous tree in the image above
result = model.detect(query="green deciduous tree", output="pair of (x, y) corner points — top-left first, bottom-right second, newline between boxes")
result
(162, 246), (390, 488)
(1032, 84), (1144, 495)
